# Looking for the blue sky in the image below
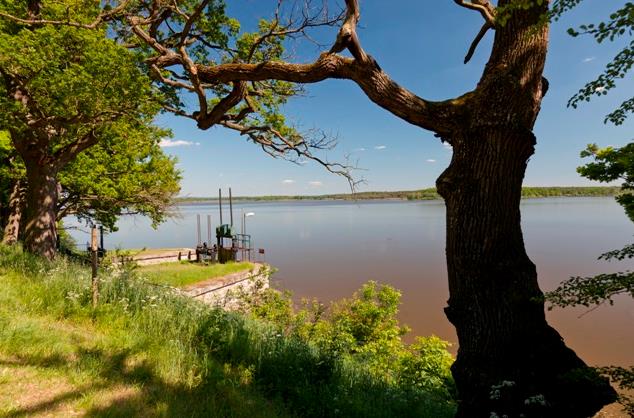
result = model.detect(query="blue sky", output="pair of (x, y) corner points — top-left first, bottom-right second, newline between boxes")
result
(155, 0), (634, 197)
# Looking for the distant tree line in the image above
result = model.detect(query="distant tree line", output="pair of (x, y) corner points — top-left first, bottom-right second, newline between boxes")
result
(176, 186), (621, 204)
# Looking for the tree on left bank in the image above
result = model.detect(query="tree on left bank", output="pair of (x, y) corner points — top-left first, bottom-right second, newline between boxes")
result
(0, 127), (182, 246)
(0, 1), (165, 259)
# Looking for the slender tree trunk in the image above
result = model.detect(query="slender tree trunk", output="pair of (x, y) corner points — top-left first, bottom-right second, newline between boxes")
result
(2, 178), (24, 245)
(435, 4), (616, 416)
(22, 162), (59, 260)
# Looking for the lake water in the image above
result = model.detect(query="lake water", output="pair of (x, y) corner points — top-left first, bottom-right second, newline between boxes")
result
(67, 197), (634, 367)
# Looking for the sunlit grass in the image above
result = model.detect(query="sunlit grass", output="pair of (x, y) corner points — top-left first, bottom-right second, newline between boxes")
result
(0, 244), (456, 417)
(138, 261), (254, 287)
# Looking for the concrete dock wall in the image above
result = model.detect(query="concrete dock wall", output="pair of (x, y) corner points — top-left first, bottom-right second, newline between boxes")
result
(181, 263), (270, 309)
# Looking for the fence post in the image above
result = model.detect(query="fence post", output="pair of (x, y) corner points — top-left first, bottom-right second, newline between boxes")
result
(91, 226), (99, 307)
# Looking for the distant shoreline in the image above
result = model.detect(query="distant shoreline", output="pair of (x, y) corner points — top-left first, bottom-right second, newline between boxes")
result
(176, 186), (621, 204)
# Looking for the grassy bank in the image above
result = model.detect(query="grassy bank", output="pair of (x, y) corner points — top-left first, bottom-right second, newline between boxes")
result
(0, 245), (456, 417)
(177, 186), (620, 204)
(138, 261), (253, 287)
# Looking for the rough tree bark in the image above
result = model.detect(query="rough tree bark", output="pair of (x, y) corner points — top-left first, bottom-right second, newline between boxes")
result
(435, 4), (616, 416)
(10, 138), (94, 259)
(20, 157), (59, 259)
(3, 109), (98, 260)
(2, 178), (24, 245)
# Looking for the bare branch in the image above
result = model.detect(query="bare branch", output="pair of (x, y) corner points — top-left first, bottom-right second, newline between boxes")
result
(220, 119), (359, 190)
(178, 0), (210, 48)
(54, 129), (99, 168)
(329, 0), (367, 62)
(453, 0), (496, 26)
(247, 2), (343, 62)
(464, 22), (492, 64)
(128, 15), (180, 63)
(188, 54), (465, 136)
(179, 44), (208, 116)
(150, 64), (195, 91)
(162, 104), (197, 120)
(197, 81), (247, 129)
(131, 0), (468, 141)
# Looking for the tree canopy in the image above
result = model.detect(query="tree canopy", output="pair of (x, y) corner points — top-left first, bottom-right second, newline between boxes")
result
(0, 0), (180, 257)
(0, 21), (158, 163)
(57, 126), (181, 232)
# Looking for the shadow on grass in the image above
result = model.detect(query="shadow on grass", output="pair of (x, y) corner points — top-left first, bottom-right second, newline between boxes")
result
(2, 347), (282, 418)
(3, 382), (114, 418)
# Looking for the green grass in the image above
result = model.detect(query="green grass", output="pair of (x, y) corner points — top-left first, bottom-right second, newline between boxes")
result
(138, 261), (254, 288)
(0, 245), (455, 417)
(0, 249), (284, 417)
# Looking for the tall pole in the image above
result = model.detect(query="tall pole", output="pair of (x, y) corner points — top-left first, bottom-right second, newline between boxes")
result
(219, 188), (223, 225)
(229, 187), (234, 227)
(241, 209), (244, 261)
(197, 214), (201, 246)
(207, 215), (211, 244)
(91, 225), (99, 307)
(99, 225), (104, 250)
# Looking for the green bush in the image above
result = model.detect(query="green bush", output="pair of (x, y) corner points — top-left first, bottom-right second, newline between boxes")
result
(234, 279), (456, 403)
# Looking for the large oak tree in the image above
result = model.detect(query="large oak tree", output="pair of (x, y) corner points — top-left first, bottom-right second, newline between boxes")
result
(0, 1), (163, 258)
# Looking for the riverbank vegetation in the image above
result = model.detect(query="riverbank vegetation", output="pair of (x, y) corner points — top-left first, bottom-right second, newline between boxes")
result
(177, 186), (620, 204)
(0, 244), (456, 417)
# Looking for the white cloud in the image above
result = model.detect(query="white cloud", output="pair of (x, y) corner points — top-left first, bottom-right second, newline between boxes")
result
(374, 145), (387, 150)
(282, 179), (295, 184)
(160, 139), (200, 147)
(426, 159), (436, 163)
(297, 160), (309, 165)
(443, 142), (453, 151)
(583, 57), (596, 63)
(308, 181), (323, 187)
(595, 86), (607, 93)
(354, 147), (366, 152)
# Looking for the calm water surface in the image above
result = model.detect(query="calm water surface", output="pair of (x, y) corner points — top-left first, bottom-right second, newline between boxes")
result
(68, 197), (634, 366)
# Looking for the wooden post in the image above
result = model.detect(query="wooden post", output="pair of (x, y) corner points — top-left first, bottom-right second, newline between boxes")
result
(91, 226), (99, 307)
(178, 251), (182, 261)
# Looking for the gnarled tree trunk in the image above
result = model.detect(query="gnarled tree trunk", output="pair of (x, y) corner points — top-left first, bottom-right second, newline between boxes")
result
(2, 178), (24, 245)
(436, 5), (616, 416)
(438, 129), (616, 416)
